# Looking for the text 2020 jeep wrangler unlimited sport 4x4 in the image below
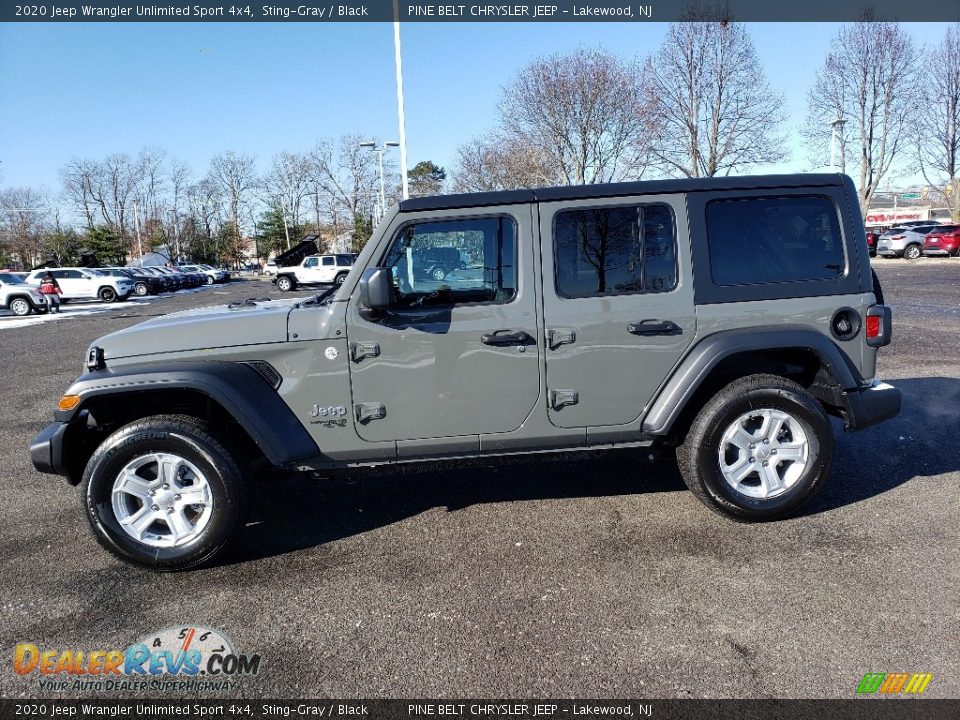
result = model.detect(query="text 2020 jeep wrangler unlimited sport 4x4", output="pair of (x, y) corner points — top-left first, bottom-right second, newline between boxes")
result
(31, 174), (900, 570)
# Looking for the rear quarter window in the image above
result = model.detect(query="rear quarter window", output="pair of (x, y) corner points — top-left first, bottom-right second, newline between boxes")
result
(706, 196), (845, 286)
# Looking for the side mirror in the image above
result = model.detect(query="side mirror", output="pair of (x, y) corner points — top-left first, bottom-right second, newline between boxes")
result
(358, 267), (393, 310)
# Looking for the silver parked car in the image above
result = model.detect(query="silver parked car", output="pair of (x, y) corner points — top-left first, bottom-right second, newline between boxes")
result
(876, 223), (941, 259)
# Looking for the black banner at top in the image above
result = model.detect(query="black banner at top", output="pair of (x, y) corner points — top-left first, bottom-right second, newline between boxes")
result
(2, 0), (959, 23)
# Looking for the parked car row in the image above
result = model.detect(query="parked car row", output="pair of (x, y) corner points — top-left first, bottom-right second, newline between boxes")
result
(0, 264), (232, 316)
(875, 221), (960, 259)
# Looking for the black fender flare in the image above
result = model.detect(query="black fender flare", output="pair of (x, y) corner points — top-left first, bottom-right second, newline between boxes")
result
(641, 326), (864, 435)
(55, 361), (319, 466)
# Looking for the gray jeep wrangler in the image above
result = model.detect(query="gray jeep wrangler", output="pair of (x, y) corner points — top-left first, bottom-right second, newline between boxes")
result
(30, 174), (900, 570)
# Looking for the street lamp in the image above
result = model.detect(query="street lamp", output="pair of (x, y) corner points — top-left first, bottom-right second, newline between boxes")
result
(829, 117), (847, 172)
(360, 140), (400, 220)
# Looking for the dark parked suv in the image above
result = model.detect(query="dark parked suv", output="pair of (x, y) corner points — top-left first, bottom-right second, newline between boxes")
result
(31, 174), (899, 570)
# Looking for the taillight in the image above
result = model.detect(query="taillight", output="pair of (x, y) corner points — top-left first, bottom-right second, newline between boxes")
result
(865, 306), (892, 348)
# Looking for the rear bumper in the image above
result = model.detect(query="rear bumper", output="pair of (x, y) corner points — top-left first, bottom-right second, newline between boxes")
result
(840, 381), (901, 432)
(921, 248), (950, 256)
(30, 422), (69, 476)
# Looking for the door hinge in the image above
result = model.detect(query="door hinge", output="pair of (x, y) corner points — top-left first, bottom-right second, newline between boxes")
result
(547, 327), (577, 350)
(354, 402), (386, 423)
(350, 341), (380, 362)
(549, 389), (579, 410)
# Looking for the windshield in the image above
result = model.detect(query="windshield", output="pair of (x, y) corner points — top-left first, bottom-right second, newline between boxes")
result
(0, 272), (25, 284)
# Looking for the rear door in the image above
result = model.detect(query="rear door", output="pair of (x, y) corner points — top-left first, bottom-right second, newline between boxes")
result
(539, 194), (696, 428)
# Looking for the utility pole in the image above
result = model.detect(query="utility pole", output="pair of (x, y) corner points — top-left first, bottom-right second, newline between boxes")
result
(393, 0), (409, 200)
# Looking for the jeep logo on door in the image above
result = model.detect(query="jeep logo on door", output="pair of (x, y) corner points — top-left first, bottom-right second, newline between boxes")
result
(310, 405), (347, 418)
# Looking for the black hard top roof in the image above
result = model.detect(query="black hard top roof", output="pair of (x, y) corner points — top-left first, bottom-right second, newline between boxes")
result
(398, 174), (846, 213)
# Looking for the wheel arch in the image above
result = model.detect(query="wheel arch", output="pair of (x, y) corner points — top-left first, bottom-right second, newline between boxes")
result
(55, 361), (320, 483)
(642, 326), (863, 438)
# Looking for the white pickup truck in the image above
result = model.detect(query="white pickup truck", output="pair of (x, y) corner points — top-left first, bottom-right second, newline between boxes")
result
(274, 254), (357, 292)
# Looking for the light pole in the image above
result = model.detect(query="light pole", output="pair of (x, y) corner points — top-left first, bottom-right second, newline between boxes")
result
(829, 117), (847, 172)
(392, 0), (409, 199)
(360, 141), (400, 220)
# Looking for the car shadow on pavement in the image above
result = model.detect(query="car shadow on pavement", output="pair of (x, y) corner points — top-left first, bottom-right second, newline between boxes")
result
(235, 448), (686, 565)
(233, 376), (959, 565)
(803, 375), (960, 516)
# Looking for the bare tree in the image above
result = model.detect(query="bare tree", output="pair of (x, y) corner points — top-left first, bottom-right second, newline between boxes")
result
(644, 19), (786, 178)
(804, 20), (918, 211)
(452, 135), (557, 192)
(498, 48), (650, 185)
(0, 187), (50, 268)
(60, 158), (99, 231)
(207, 151), (256, 261)
(308, 135), (381, 241)
(915, 23), (960, 221)
(264, 151), (313, 229)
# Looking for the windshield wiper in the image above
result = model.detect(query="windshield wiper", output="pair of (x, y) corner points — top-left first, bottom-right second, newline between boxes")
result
(227, 297), (272, 309)
(296, 286), (338, 308)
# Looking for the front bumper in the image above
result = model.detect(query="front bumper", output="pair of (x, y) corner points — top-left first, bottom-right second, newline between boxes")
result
(840, 380), (901, 432)
(30, 422), (69, 476)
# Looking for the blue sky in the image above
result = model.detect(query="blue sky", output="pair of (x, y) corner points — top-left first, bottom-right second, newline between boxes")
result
(0, 21), (954, 194)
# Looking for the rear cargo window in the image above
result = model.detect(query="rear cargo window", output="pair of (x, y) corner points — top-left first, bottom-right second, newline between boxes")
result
(706, 196), (845, 286)
(553, 204), (677, 298)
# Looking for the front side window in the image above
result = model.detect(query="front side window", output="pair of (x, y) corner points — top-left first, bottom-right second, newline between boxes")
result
(706, 196), (845, 286)
(304, 257), (318, 268)
(554, 204), (677, 298)
(381, 216), (517, 308)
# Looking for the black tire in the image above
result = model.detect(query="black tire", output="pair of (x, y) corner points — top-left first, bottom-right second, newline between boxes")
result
(276, 275), (295, 292)
(98, 286), (117, 303)
(134, 282), (149, 297)
(431, 267), (446, 281)
(81, 415), (245, 571)
(676, 374), (833, 522)
(205, 275), (214, 285)
(334, 272), (347, 286)
(903, 244), (922, 260)
(9, 297), (32, 316)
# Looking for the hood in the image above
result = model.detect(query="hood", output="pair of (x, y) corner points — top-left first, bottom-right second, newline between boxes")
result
(96, 299), (298, 361)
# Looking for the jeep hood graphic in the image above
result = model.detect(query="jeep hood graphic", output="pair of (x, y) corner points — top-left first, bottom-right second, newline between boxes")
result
(96, 300), (297, 360)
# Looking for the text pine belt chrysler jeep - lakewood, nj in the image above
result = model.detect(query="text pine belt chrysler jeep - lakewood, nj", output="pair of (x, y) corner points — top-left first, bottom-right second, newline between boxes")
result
(30, 174), (901, 570)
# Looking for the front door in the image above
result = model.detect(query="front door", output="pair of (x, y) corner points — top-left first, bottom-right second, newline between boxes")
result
(345, 207), (540, 443)
(539, 195), (696, 428)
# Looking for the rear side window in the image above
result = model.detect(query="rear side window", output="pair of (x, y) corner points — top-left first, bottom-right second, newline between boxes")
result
(553, 204), (677, 298)
(706, 196), (845, 286)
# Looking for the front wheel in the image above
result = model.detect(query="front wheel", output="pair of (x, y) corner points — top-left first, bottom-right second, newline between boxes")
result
(98, 286), (117, 303)
(205, 275), (214, 285)
(334, 272), (347, 286)
(276, 275), (295, 292)
(134, 282), (149, 297)
(9, 297), (32, 316)
(903, 244), (922, 260)
(81, 415), (245, 571)
(431, 267), (446, 281)
(676, 374), (833, 522)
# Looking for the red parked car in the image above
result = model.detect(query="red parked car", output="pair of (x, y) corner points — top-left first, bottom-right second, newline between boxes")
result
(865, 229), (878, 256)
(922, 224), (960, 257)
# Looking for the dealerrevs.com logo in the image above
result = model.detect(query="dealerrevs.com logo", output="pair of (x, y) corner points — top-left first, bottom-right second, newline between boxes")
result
(856, 673), (934, 696)
(13, 625), (262, 692)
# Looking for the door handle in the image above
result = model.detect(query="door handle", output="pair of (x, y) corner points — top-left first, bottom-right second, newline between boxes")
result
(481, 329), (532, 346)
(628, 320), (682, 336)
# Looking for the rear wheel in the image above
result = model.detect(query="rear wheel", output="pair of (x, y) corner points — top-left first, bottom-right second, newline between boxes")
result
(98, 286), (117, 302)
(677, 374), (833, 521)
(334, 272), (347, 286)
(431, 267), (446, 281)
(81, 415), (245, 571)
(9, 297), (32, 316)
(904, 244), (922, 260)
(276, 275), (295, 292)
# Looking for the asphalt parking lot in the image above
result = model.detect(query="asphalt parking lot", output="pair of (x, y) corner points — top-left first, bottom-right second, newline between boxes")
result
(0, 261), (957, 699)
